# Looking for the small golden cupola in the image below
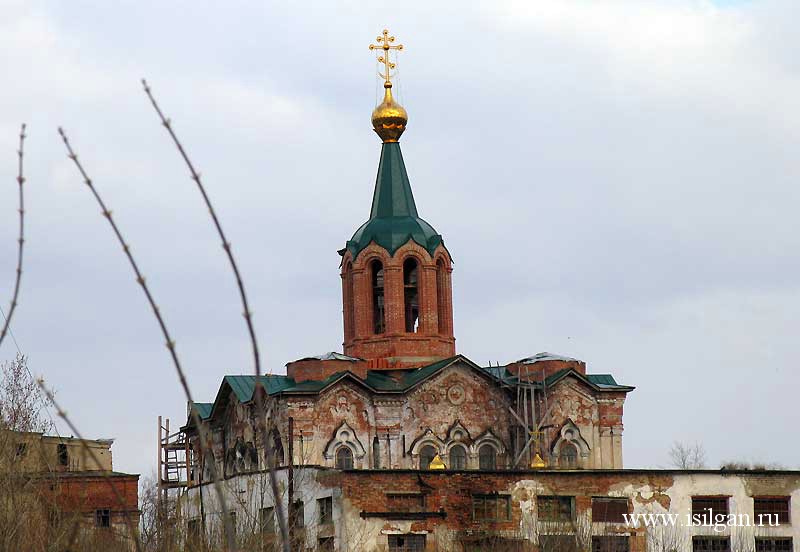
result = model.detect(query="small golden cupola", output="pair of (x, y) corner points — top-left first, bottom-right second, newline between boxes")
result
(369, 29), (407, 143)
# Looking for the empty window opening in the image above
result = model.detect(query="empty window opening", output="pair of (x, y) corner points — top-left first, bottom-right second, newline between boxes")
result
(371, 260), (385, 334)
(450, 445), (467, 470)
(344, 261), (355, 341)
(335, 446), (354, 470)
(95, 509), (110, 528)
(318, 497), (333, 525)
(259, 507), (275, 533)
(419, 445), (436, 470)
(478, 444), (496, 470)
(318, 537), (335, 551)
(436, 258), (447, 334)
(292, 500), (305, 528)
(57, 443), (68, 467)
(403, 258), (419, 333)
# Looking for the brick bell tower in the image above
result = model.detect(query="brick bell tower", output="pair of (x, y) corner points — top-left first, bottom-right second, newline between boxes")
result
(338, 31), (455, 368)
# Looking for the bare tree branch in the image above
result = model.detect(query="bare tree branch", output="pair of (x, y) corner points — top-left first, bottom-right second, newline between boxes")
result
(668, 440), (706, 469)
(0, 124), (27, 350)
(56, 127), (237, 551)
(142, 79), (290, 552)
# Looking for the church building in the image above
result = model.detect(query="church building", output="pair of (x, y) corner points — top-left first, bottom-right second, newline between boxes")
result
(172, 31), (800, 552)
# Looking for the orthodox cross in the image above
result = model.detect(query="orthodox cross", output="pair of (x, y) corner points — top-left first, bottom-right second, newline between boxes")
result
(369, 29), (404, 86)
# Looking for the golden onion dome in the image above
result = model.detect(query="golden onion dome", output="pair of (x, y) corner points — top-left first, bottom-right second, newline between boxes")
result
(371, 83), (407, 143)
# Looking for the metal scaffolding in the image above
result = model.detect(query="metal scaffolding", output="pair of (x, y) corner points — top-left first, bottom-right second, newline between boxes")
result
(157, 416), (190, 504)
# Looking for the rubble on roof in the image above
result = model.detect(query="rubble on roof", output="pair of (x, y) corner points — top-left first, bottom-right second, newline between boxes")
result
(289, 352), (362, 364)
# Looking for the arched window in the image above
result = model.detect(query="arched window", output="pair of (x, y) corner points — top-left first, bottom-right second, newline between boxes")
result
(403, 258), (419, 333)
(336, 446), (354, 470)
(419, 445), (436, 470)
(479, 444), (497, 470)
(436, 258), (447, 334)
(559, 442), (578, 469)
(372, 436), (380, 469)
(371, 260), (385, 334)
(450, 445), (467, 470)
(343, 261), (354, 341)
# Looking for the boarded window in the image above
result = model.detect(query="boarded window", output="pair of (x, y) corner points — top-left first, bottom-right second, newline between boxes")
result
(450, 445), (467, 470)
(472, 494), (511, 521)
(419, 445), (436, 470)
(318, 497), (333, 525)
(692, 497), (729, 524)
(592, 536), (630, 552)
(259, 507), (274, 533)
(754, 497), (790, 525)
(537, 495), (574, 522)
(335, 446), (354, 470)
(95, 509), (110, 528)
(388, 534), (426, 552)
(692, 537), (731, 551)
(387, 493), (425, 513)
(592, 497), (629, 523)
(755, 538), (793, 552)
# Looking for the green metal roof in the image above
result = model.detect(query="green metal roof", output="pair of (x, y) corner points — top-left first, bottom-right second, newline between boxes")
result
(343, 142), (443, 260)
(586, 374), (619, 386)
(191, 402), (213, 420)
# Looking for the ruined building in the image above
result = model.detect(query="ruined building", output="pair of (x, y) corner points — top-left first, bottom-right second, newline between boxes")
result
(168, 31), (800, 552)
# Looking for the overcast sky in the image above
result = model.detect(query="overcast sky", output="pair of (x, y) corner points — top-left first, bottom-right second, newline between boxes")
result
(1, 0), (798, 478)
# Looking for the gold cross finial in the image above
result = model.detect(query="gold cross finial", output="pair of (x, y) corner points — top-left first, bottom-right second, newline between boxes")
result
(369, 29), (403, 87)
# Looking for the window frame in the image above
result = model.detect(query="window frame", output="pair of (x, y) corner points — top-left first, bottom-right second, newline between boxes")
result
(692, 536), (731, 551)
(537, 495), (575, 523)
(335, 446), (354, 470)
(472, 493), (512, 521)
(317, 496), (334, 525)
(95, 508), (111, 528)
(754, 537), (793, 552)
(691, 496), (729, 524)
(591, 497), (630, 523)
(449, 444), (467, 470)
(753, 496), (790, 525)
(388, 533), (426, 552)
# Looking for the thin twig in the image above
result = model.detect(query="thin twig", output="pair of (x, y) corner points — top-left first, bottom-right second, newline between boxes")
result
(0, 124), (26, 350)
(142, 79), (290, 551)
(56, 127), (237, 551)
(36, 378), (143, 552)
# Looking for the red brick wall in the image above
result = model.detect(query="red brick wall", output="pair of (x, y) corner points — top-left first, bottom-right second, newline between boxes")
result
(341, 241), (455, 367)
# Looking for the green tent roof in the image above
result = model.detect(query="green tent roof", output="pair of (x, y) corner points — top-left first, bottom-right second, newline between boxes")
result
(343, 142), (443, 260)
